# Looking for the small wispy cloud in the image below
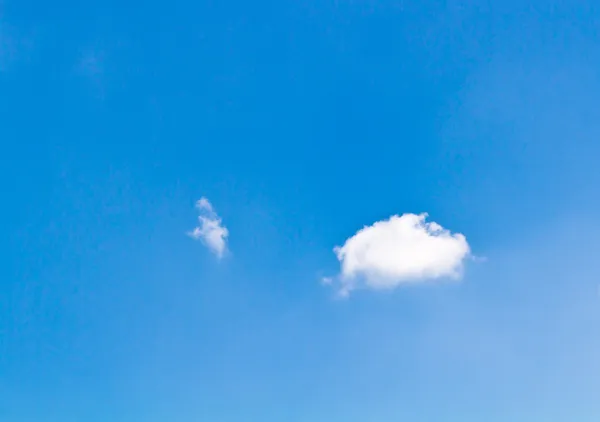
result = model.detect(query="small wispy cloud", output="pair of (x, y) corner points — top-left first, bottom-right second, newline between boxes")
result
(78, 49), (104, 77)
(75, 47), (107, 98)
(325, 213), (471, 297)
(0, 17), (33, 72)
(0, 34), (10, 71)
(188, 197), (229, 258)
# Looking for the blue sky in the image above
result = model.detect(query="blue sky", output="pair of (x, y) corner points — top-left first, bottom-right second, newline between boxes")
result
(2, 0), (600, 420)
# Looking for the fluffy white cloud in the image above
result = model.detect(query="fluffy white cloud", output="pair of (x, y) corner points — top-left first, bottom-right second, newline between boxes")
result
(188, 197), (229, 258)
(328, 213), (470, 296)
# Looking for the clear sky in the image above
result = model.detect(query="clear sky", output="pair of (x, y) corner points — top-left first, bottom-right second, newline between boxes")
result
(2, 0), (600, 421)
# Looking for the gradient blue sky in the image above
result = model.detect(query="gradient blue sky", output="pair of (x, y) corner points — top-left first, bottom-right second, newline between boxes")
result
(2, 0), (600, 421)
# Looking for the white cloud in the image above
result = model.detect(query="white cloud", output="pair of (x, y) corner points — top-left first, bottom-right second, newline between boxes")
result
(188, 197), (229, 258)
(327, 213), (470, 296)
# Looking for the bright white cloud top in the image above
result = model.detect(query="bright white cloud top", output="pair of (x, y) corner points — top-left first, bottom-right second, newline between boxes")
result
(188, 197), (229, 258)
(329, 213), (470, 296)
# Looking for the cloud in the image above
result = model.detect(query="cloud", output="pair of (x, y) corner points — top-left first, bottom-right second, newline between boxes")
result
(75, 47), (108, 98)
(0, 18), (32, 72)
(188, 197), (229, 258)
(78, 49), (104, 77)
(327, 213), (470, 296)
